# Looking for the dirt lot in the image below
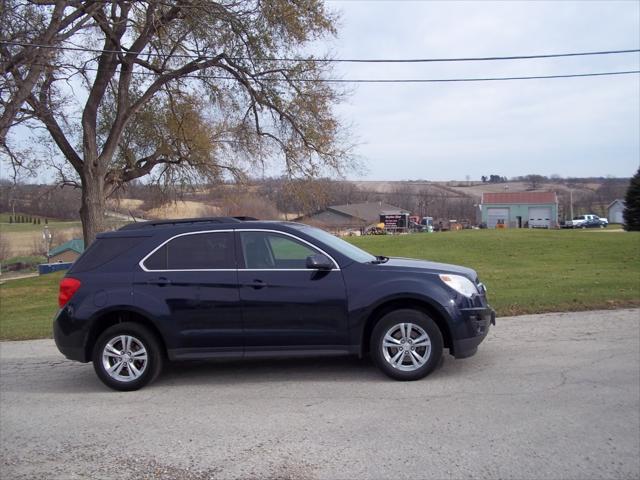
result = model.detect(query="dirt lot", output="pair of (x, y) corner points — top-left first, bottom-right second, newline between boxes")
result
(1, 309), (638, 480)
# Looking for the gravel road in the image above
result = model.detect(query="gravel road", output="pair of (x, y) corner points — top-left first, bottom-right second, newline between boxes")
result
(1, 309), (639, 480)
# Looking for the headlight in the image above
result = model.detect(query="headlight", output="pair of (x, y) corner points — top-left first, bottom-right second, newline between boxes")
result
(439, 274), (478, 298)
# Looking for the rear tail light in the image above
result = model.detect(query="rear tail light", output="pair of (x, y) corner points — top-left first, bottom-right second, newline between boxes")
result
(58, 277), (81, 308)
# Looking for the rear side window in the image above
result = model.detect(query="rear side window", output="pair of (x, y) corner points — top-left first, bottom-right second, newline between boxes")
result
(70, 236), (146, 273)
(142, 232), (235, 270)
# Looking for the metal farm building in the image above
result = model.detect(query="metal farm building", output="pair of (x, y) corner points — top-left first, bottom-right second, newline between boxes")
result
(480, 192), (558, 229)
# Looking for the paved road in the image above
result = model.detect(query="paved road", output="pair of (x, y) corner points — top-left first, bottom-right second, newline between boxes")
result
(1, 309), (639, 480)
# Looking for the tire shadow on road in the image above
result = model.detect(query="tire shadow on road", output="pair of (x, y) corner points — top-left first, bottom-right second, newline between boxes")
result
(153, 350), (483, 388)
(158, 356), (382, 386)
(1, 349), (488, 394)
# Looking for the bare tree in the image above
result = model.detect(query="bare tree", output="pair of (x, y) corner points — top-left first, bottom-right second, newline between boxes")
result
(2, 0), (352, 244)
(523, 174), (547, 190)
(0, 0), (102, 140)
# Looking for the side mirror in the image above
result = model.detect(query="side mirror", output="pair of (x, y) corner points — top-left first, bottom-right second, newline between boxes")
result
(306, 253), (334, 270)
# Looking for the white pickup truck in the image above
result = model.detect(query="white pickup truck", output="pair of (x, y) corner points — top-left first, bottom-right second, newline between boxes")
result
(564, 214), (607, 228)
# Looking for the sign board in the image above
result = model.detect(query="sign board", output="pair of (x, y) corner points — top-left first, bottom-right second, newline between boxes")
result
(380, 213), (409, 231)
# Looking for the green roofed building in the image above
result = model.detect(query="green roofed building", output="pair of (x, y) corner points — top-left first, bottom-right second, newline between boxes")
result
(49, 238), (85, 263)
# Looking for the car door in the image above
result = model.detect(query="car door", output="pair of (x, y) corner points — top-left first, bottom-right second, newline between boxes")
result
(237, 230), (349, 353)
(134, 230), (242, 358)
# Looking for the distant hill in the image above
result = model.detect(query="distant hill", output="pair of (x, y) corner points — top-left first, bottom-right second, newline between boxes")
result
(1, 176), (630, 227)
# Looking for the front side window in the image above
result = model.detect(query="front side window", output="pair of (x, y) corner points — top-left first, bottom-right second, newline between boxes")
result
(297, 225), (376, 263)
(240, 231), (328, 269)
(143, 232), (235, 270)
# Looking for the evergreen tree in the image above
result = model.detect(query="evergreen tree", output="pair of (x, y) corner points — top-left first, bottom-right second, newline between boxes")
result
(623, 167), (640, 231)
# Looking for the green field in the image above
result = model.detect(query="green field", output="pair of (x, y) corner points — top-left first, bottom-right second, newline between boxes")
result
(0, 213), (82, 232)
(347, 229), (640, 316)
(0, 271), (64, 340)
(0, 229), (638, 340)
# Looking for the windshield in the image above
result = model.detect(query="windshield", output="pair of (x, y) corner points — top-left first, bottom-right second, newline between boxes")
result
(299, 226), (376, 263)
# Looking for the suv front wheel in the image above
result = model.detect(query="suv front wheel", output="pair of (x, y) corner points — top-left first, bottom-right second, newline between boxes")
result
(371, 309), (443, 381)
(92, 322), (164, 391)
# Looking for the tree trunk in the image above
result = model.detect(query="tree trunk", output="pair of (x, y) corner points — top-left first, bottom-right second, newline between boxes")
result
(79, 169), (106, 246)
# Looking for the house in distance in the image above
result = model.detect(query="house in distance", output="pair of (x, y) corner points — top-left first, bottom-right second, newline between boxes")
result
(49, 238), (85, 263)
(480, 192), (559, 229)
(295, 202), (408, 234)
(607, 199), (625, 224)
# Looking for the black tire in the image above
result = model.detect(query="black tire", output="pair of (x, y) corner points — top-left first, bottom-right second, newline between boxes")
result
(371, 309), (443, 381)
(92, 322), (164, 391)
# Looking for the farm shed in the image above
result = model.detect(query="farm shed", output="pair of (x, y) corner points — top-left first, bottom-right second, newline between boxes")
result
(49, 238), (84, 263)
(296, 202), (407, 233)
(607, 199), (625, 224)
(481, 192), (558, 229)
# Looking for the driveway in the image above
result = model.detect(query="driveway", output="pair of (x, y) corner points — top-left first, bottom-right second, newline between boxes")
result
(1, 309), (638, 479)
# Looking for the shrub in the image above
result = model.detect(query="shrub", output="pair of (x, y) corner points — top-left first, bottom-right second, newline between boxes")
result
(623, 167), (640, 231)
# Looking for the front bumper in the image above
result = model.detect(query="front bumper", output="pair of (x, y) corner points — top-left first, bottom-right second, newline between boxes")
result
(451, 306), (495, 359)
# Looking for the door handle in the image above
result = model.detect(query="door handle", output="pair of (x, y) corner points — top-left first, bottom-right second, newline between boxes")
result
(148, 277), (171, 286)
(247, 279), (267, 289)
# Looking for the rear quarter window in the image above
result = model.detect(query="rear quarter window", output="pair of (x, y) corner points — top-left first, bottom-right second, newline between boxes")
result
(142, 232), (235, 270)
(70, 237), (146, 273)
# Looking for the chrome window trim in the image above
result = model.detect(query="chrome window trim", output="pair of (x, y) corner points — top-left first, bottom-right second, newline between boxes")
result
(139, 228), (341, 272)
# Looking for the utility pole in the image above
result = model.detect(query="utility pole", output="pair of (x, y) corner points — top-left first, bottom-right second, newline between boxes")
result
(570, 190), (574, 219)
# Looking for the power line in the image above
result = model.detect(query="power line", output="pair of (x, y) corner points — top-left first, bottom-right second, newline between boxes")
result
(303, 71), (640, 82)
(2, 40), (639, 63)
(21, 61), (640, 82)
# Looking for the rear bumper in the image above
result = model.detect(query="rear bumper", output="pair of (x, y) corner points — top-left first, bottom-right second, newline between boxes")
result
(452, 306), (495, 359)
(53, 308), (89, 362)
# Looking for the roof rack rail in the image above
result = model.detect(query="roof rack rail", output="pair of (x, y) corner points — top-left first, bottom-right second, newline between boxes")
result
(118, 216), (258, 231)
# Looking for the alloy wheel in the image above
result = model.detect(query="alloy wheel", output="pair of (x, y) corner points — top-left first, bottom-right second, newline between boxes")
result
(101, 335), (148, 382)
(381, 322), (431, 372)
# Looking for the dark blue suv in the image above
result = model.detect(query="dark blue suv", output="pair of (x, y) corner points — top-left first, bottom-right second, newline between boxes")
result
(54, 217), (495, 391)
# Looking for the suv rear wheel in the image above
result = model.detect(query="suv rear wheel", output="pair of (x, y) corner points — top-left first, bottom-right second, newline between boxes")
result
(371, 309), (443, 381)
(92, 322), (163, 391)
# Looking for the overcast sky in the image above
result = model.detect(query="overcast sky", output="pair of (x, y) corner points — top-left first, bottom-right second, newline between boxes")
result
(3, 1), (639, 184)
(325, 0), (640, 181)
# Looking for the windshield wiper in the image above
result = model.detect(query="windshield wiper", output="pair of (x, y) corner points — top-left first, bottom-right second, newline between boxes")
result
(370, 255), (389, 264)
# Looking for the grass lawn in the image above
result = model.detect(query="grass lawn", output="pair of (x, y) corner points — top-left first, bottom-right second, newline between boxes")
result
(347, 229), (640, 316)
(0, 212), (82, 233)
(0, 272), (64, 340)
(0, 229), (638, 340)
